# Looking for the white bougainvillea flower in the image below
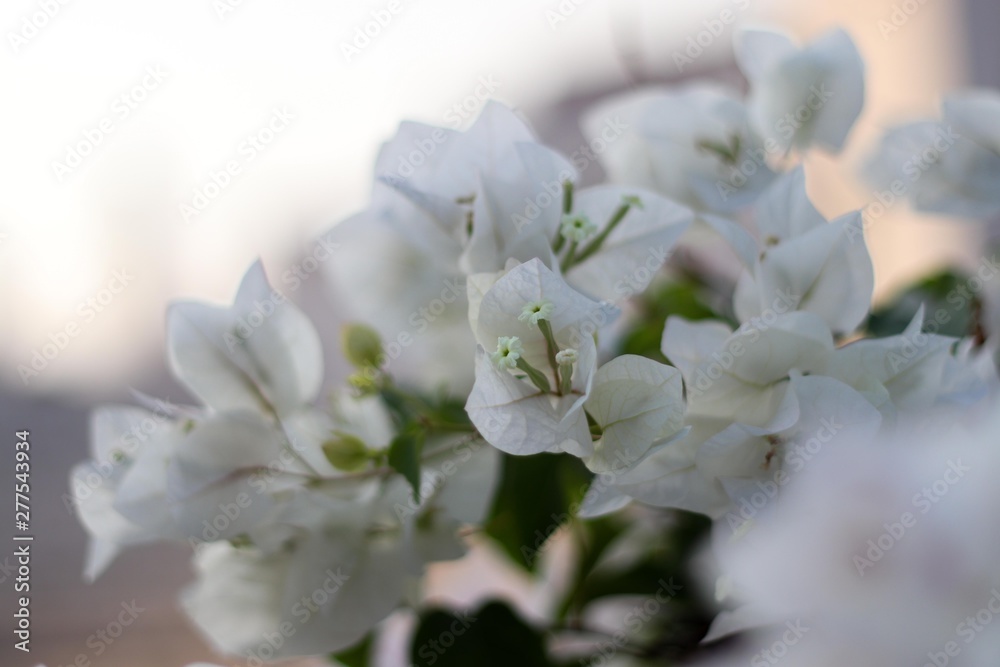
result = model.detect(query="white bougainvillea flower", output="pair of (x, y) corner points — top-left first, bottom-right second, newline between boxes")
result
(703, 373), (881, 523)
(718, 168), (874, 334)
(735, 27), (865, 154)
(459, 141), (576, 274)
(818, 306), (996, 424)
(466, 258), (617, 457)
(74, 386), (404, 582)
(167, 260), (323, 416)
(467, 334), (598, 458)
(324, 207), (475, 391)
(374, 100), (575, 274)
(326, 102), (574, 391)
(581, 372), (880, 520)
(182, 520), (380, 658)
(583, 83), (778, 212)
(663, 312), (834, 430)
(278, 393), (396, 479)
(692, 408), (1000, 666)
(561, 186), (693, 304)
(583, 355), (685, 473)
(864, 89), (1000, 219)
(164, 411), (293, 541)
(72, 405), (184, 581)
(469, 258), (616, 362)
(375, 100), (544, 209)
(363, 101), (551, 263)
(183, 439), (498, 659)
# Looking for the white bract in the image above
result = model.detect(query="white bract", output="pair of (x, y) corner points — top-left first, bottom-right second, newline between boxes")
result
(582, 372), (880, 520)
(666, 312), (833, 430)
(183, 441), (498, 660)
(693, 410), (1000, 667)
(582, 354), (685, 473)
(466, 258), (609, 458)
(818, 307), (997, 424)
(467, 259), (689, 470)
(736, 27), (865, 154)
(324, 102), (573, 391)
(712, 168), (874, 334)
(583, 83), (778, 212)
(580, 312), (843, 518)
(865, 89), (1000, 218)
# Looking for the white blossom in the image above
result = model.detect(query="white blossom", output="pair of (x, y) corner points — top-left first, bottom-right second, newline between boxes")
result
(692, 408), (1000, 666)
(736, 27), (865, 154)
(583, 83), (778, 212)
(713, 168), (874, 334)
(865, 89), (1000, 218)
(167, 260), (323, 416)
(466, 258), (615, 457)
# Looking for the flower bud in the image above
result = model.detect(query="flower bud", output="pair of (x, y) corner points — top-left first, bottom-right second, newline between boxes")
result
(341, 323), (384, 369)
(322, 433), (371, 472)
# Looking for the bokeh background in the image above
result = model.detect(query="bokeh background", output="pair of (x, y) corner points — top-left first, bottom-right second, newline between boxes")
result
(1, 0), (996, 664)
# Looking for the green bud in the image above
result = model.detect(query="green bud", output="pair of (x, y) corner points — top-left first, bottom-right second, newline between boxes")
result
(347, 371), (380, 394)
(341, 323), (384, 369)
(322, 433), (371, 472)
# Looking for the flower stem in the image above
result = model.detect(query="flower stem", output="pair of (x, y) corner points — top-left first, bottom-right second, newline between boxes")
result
(552, 180), (574, 253)
(536, 319), (563, 393)
(515, 357), (551, 394)
(572, 199), (636, 266)
(560, 240), (579, 273)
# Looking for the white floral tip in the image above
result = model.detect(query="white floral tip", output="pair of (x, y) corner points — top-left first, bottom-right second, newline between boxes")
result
(518, 300), (555, 325)
(559, 214), (597, 242)
(555, 348), (578, 365)
(492, 336), (524, 369)
(622, 194), (644, 210)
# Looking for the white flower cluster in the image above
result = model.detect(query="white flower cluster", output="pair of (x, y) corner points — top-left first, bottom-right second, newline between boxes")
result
(73, 23), (1000, 667)
(72, 261), (499, 659)
(689, 405), (1000, 667)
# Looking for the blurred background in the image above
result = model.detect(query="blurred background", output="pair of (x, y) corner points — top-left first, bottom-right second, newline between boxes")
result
(0, 0), (996, 664)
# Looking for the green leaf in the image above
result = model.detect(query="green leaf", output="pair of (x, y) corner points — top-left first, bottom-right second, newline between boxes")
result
(388, 429), (424, 502)
(619, 278), (722, 362)
(330, 633), (373, 667)
(865, 269), (974, 338)
(410, 601), (552, 667)
(565, 510), (715, 657)
(553, 515), (628, 620)
(484, 452), (591, 571)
